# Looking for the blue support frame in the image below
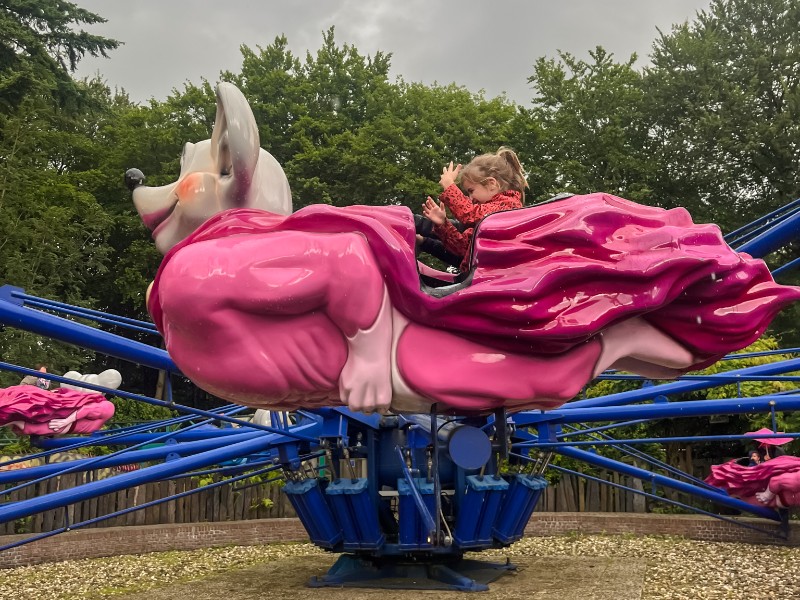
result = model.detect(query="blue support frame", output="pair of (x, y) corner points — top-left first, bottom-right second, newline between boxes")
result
(1, 196), (800, 588)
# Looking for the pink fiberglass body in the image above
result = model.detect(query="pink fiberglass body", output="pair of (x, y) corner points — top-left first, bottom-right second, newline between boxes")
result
(706, 456), (800, 509)
(146, 197), (800, 413)
(0, 386), (115, 435)
(132, 83), (800, 415)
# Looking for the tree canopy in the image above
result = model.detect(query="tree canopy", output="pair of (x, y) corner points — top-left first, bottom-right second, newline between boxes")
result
(0, 0), (119, 114)
(1, 1), (799, 452)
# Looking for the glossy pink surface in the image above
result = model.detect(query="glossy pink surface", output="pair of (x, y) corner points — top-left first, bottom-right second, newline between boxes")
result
(396, 323), (600, 411)
(745, 427), (794, 446)
(147, 196), (800, 413)
(0, 386), (115, 435)
(706, 456), (800, 508)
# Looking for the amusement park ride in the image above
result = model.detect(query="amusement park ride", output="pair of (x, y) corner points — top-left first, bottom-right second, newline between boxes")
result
(2, 83), (800, 591)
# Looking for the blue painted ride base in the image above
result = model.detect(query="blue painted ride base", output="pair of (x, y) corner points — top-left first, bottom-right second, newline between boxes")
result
(308, 554), (516, 591)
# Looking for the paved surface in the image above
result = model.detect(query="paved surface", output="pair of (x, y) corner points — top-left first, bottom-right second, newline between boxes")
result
(115, 554), (645, 600)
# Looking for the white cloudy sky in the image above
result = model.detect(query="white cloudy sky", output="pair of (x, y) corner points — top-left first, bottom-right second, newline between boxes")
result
(74, 0), (712, 106)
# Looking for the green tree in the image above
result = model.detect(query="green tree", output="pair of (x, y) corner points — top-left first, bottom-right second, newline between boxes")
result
(522, 47), (653, 203)
(0, 85), (117, 385)
(87, 81), (217, 317)
(0, 0), (119, 115)
(0, 1), (119, 383)
(276, 28), (397, 208)
(230, 29), (517, 211)
(644, 0), (800, 228)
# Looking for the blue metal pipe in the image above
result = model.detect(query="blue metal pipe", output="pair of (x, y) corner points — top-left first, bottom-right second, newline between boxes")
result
(0, 363), (320, 442)
(395, 445), (436, 536)
(21, 298), (159, 336)
(0, 410), (208, 469)
(12, 289), (160, 331)
(520, 431), (800, 447)
(510, 450), (771, 531)
(729, 215), (799, 251)
(3, 405), (255, 497)
(725, 198), (800, 243)
(517, 394), (800, 426)
(0, 286), (175, 370)
(0, 459), (295, 553)
(0, 431), (265, 485)
(735, 206), (800, 256)
(599, 374), (800, 382)
(544, 462), (784, 539)
(36, 428), (263, 449)
(721, 349), (800, 360)
(772, 257), (800, 278)
(558, 424), (721, 492)
(563, 358), (800, 410)
(555, 445), (780, 521)
(558, 419), (650, 438)
(24, 406), (245, 458)
(180, 457), (277, 481)
(0, 423), (317, 523)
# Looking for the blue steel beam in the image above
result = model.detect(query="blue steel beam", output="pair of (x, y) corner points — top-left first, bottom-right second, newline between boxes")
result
(0, 461), (288, 553)
(555, 445), (780, 521)
(21, 297), (158, 336)
(395, 445), (436, 537)
(563, 358), (800, 410)
(735, 205), (800, 257)
(0, 285), (175, 371)
(2, 405), (249, 469)
(36, 428), (263, 449)
(14, 291), (160, 332)
(0, 420), (321, 523)
(0, 431), (266, 484)
(0, 406), (246, 480)
(519, 432), (800, 448)
(557, 424), (719, 491)
(544, 462), (785, 539)
(515, 393), (800, 427)
(725, 198), (800, 245)
(0, 362), (320, 441)
(0, 437), (276, 523)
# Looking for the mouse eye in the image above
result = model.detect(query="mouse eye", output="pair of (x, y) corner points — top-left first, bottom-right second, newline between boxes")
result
(218, 135), (232, 177)
(179, 143), (194, 174)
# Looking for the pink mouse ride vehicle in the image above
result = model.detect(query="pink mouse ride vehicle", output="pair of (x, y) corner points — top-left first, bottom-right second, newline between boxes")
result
(126, 83), (800, 416)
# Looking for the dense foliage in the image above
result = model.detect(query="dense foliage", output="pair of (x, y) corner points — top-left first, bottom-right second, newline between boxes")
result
(0, 2), (799, 441)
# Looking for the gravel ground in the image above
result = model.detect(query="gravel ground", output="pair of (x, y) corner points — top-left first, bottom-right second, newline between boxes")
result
(0, 534), (796, 600)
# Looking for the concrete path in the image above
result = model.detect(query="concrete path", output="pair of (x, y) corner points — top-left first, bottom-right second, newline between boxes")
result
(115, 554), (645, 600)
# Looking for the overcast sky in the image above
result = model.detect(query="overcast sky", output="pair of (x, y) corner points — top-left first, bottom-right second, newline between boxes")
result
(74, 1), (712, 106)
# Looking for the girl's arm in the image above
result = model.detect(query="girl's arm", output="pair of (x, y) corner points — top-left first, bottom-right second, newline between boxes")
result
(439, 186), (522, 224)
(421, 196), (472, 259)
(433, 221), (473, 259)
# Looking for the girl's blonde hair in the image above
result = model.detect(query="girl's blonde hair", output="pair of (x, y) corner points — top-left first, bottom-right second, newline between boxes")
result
(460, 146), (528, 200)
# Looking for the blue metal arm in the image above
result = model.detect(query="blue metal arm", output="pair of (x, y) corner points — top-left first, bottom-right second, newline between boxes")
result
(0, 285), (175, 371)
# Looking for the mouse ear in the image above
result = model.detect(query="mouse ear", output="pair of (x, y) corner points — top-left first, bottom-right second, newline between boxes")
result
(211, 83), (259, 206)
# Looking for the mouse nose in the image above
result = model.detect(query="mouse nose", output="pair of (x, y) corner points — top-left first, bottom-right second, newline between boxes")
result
(125, 168), (145, 191)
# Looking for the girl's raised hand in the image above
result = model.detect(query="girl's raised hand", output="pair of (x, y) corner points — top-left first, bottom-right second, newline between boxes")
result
(439, 161), (462, 189)
(422, 196), (447, 225)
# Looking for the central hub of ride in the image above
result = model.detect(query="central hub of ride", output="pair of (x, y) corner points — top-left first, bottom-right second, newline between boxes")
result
(277, 408), (548, 590)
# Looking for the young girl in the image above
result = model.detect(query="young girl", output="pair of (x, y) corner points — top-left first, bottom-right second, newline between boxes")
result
(419, 146), (527, 272)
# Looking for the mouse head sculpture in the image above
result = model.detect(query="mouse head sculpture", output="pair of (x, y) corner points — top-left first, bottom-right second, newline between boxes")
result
(126, 82), (292, 254)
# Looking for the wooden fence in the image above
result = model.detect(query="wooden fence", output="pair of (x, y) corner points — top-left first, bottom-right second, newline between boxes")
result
(539, 472), (648, 513)
(1, 466), (709, 535)
(0, 470), (296, 535)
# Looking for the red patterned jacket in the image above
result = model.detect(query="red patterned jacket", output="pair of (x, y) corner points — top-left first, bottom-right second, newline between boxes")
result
(433, 185), (523, 271)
